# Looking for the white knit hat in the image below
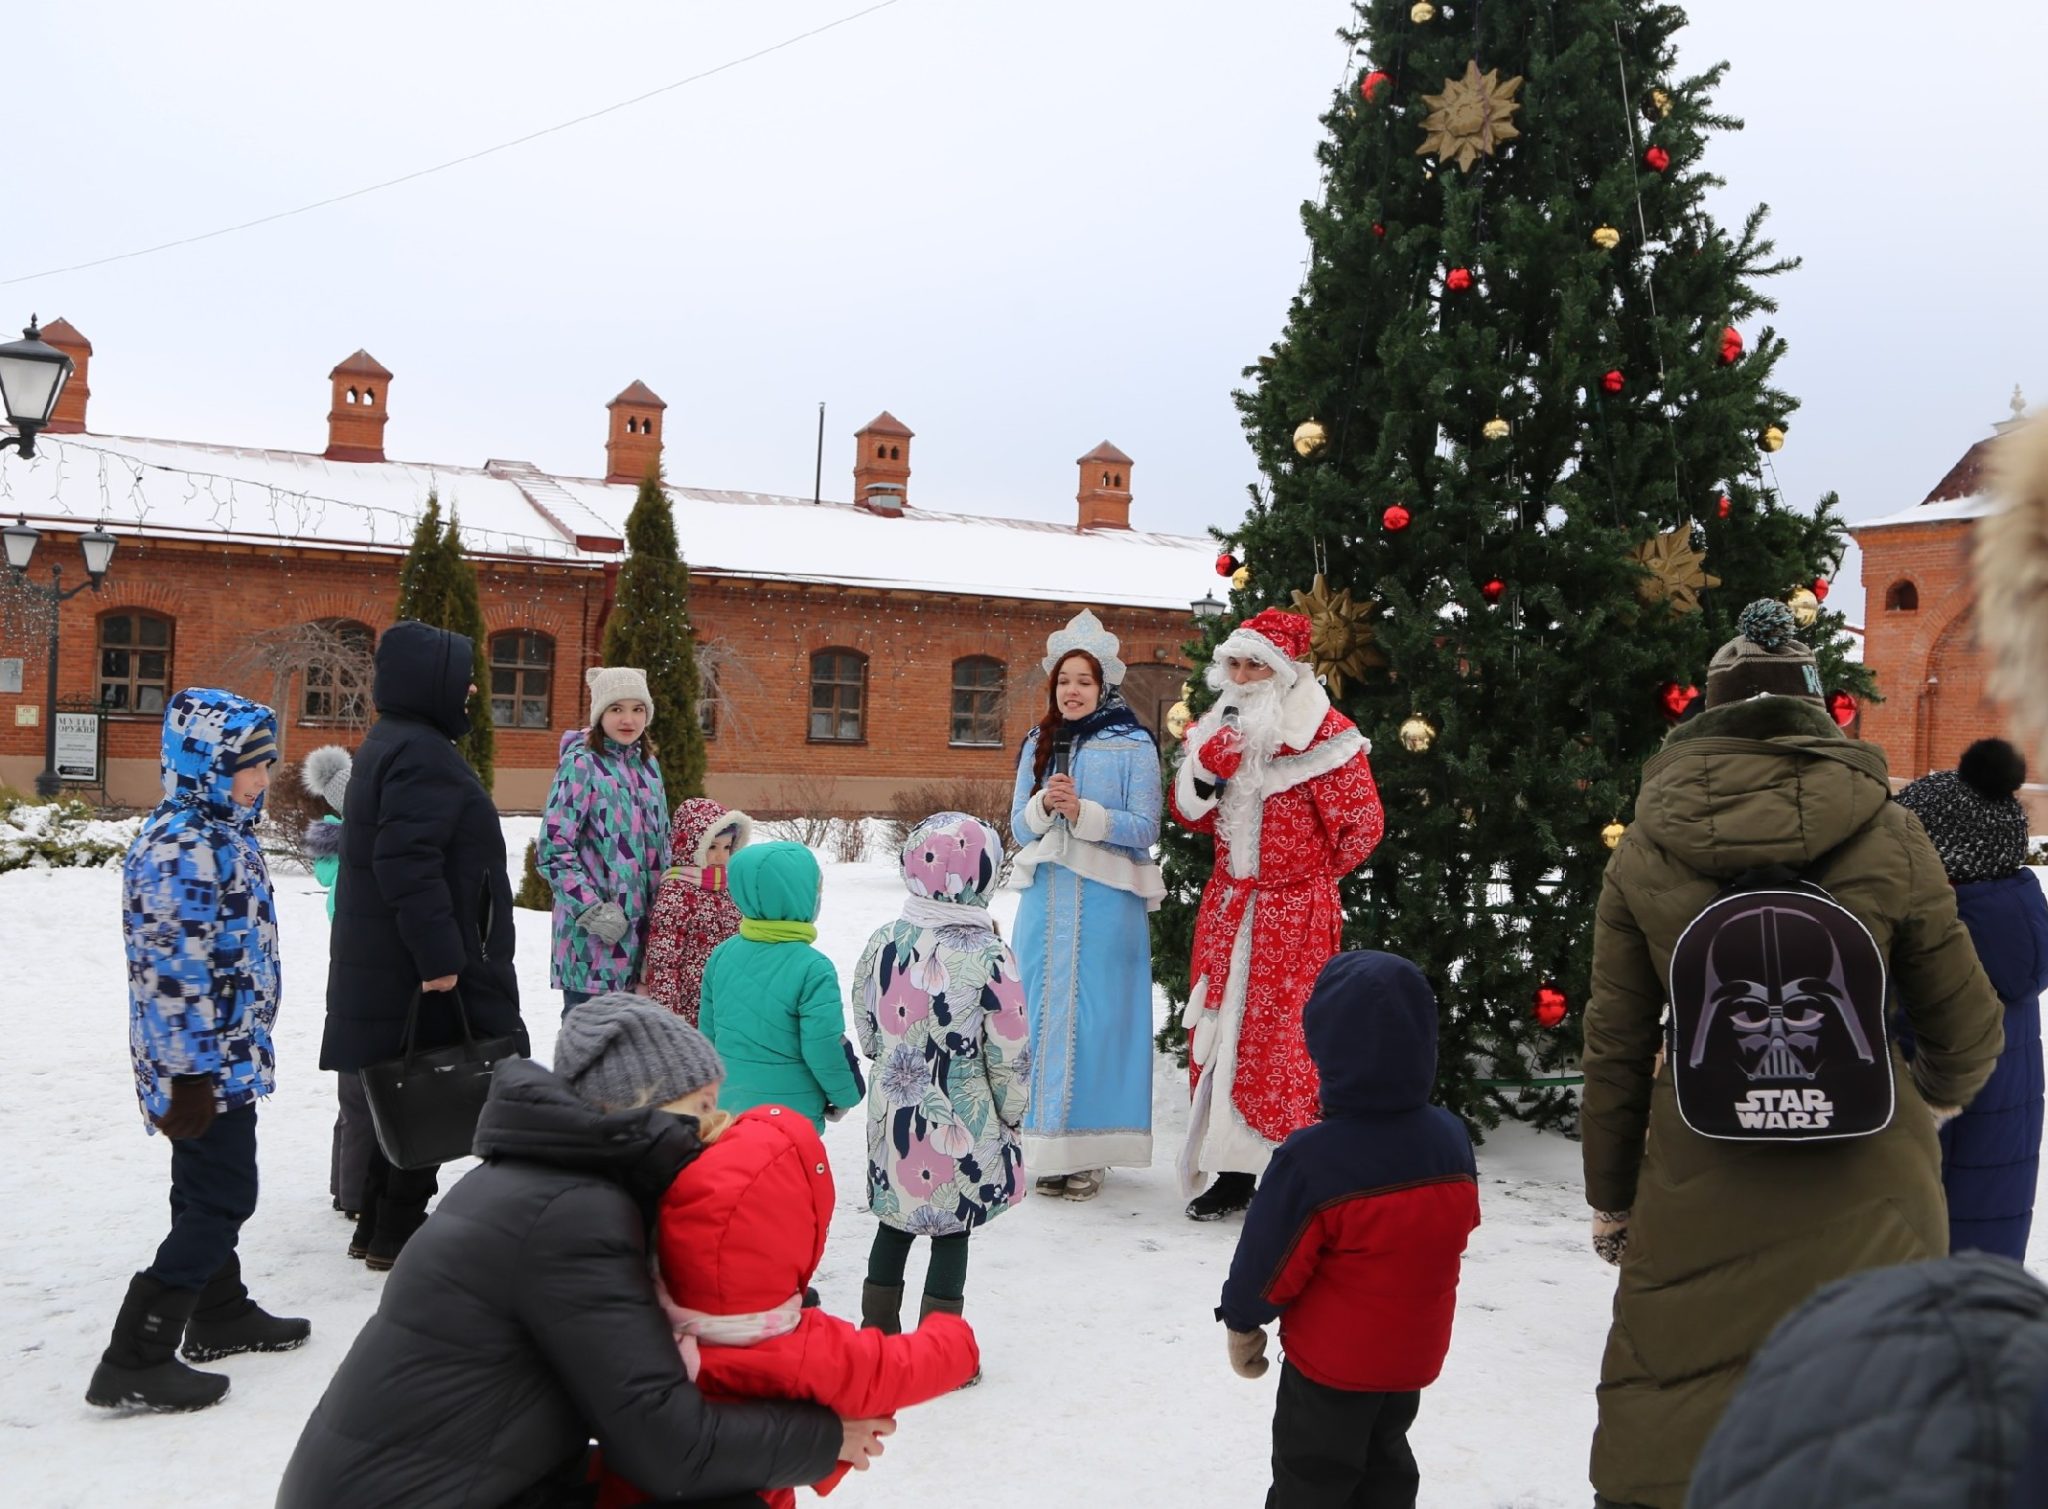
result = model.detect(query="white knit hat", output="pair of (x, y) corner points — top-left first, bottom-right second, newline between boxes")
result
(586, 665), (653, 720)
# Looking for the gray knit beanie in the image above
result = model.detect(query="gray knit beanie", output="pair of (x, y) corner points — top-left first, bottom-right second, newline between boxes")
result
(552, 993), (724, 1112)
(1896, 739), (2031, 884)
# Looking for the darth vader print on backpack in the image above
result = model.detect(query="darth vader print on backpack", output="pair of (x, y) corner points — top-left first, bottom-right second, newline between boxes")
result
(1667, 869), (1894, 1141)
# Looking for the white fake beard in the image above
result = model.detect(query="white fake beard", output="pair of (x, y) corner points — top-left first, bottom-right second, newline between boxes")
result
(1197, 672), (1289, 799)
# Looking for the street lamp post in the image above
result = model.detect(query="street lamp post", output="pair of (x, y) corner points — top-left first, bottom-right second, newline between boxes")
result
(0, 316), (76, 460)
(1190, 591), (1227, 622)
(4, 522), (116, 795)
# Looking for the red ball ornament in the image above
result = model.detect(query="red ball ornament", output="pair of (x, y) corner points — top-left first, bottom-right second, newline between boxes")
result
(1534, 985), (1569, 1029)
(1445, 267), (1474, 293)
(1645, 145), (1671, 172)
(1360, 69), (1392, 103)
(1382, 504), (1412, 532)
(1481, 578), (1506, 603)
(1659, 680), (1701, 721)
(1215, 552), (1238, 578)
(1372, 222), (1387, 238)
(1828, 690), (1859, 728)
(1717, 494), (1732, 520)
(1718, 326), (1744, 364)
(1813, 577), (1830, 601)
(1601, 369), (1626, 394)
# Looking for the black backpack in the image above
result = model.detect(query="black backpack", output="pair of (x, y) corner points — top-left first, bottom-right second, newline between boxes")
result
(1667, 867), (1894, 1142)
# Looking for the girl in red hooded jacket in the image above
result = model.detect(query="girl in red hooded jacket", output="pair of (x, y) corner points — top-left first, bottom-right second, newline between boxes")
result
(600, 1094), (978, 1509)
(640, 798), (751, 1024)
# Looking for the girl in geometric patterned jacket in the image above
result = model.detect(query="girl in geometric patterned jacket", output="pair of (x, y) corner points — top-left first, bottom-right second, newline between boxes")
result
(538, 666), (671, 1014)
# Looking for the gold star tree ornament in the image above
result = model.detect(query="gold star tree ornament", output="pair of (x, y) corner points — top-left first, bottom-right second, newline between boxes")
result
(1628, 522), (1721, 615)
(1289, 573), (1387, 696)
(1416, 61), (1524, 173)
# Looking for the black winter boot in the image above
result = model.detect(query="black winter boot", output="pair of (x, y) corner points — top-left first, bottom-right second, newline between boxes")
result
(1185, 1171), (1256, 1221)
(85, 1273), (230, 1412)
(917, 1293), (979, 1387)
(182, 1254), (311, 1361)
(364, 1200), (429, 1273)
(859, 1281), (903, 1336)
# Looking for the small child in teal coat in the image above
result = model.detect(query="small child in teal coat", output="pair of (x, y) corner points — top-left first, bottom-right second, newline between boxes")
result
(699, 841), (864, 1131)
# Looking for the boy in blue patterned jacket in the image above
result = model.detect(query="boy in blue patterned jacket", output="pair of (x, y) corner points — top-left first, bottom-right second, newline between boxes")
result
(86, 688), (311, 1413)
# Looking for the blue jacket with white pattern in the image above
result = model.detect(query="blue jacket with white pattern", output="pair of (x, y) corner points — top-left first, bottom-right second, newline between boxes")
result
(122, 687), (281, 1127)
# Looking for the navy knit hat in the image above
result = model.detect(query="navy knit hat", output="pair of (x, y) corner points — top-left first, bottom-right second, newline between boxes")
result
(1896, 740), (2031, 884)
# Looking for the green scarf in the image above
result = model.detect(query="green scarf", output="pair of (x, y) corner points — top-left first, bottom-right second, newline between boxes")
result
(739, 918), (818, 944)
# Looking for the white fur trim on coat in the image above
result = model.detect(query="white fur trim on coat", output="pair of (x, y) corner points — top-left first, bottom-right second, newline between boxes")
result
(1019, 790), (1057, 836)
(1008, 823), (1166, 909)
(1176, 905), (1276, 1194)
(693, 809), (754, 866)
(1213, 628), (1302, 686)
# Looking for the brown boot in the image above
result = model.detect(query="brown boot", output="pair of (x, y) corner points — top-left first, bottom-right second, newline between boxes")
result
(918, 1293), (980, 1388)
(859, 1281), (903, 1336)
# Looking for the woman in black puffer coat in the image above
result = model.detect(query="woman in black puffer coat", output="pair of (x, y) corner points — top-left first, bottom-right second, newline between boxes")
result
(277, 1039), (851, 1509)
(323, 619), (528, 1267)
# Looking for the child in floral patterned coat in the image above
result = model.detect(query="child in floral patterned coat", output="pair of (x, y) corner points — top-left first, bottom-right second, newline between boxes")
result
(851, 812), (1032, 1371)
(640, 798), (752, 1024)
(537, 667), (670, 1014)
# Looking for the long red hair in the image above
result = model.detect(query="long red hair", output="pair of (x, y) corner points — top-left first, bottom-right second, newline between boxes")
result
(1030, 650), (1104, 792)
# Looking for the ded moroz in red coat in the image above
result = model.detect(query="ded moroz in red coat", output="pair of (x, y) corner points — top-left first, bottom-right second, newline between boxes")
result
(640, 799), (752, 1024)
(603, 1105), (977, 1509)
(1172, 618), (1384, 1193)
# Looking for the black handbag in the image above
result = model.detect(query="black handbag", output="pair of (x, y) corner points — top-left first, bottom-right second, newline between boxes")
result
(360, 987), (525, 1171)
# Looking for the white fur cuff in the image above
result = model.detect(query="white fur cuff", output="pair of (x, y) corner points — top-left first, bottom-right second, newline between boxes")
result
(1073, 799), (1110, 843)
(1020, 791), (1056, 836)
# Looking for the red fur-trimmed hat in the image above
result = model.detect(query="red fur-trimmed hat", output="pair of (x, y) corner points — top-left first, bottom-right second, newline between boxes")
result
(1212, 608), (1313, 685)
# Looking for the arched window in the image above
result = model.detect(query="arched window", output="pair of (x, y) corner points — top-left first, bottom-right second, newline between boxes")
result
(489, 631), (555, 728)
(950, 656), (1005, 746)
(875, 444), (887, 459)
(302, 619), (376, 723)
(1885, 579), (1919, 612)
(889, 445), (900, 461)
(362, 388), (375, 405)
(97, 611), (175, 714)
(809, 649), (867, 743)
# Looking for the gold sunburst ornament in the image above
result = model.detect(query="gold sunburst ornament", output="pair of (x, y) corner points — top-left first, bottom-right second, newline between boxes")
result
(1416, 60), (1524, 173)
(1628, 521), (1721, 615)
(1289, 572), (1386, 697)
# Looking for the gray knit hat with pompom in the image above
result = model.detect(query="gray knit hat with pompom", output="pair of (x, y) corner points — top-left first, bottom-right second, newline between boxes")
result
(1705, 600), (1825, 708)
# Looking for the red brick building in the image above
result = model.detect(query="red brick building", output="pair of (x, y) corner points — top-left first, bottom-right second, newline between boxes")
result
(1851, 391), (2047, 829)
(0, 322), (1215, 812)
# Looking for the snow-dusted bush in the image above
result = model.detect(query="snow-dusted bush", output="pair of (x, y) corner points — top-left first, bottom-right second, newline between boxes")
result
(0, 793), (141, 873)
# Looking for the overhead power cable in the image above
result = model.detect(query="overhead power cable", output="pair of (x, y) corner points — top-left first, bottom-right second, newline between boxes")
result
(3, 0), (906, 287)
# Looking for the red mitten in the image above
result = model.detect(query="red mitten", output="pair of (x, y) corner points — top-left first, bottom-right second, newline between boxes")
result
(1197, 724), (1244, 781)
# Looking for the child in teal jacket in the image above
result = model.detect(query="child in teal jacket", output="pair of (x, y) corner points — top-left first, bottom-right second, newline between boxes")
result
(700, 841), (864, 1130)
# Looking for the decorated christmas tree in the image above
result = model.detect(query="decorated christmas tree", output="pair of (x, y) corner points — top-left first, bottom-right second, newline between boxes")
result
(601, 468), (707, 800)
(1152, 0), (1870, 1130)
(394, 491), (496, 791)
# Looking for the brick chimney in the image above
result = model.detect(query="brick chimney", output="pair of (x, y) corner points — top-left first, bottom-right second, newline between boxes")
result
(853, 411), (913, 515)
(39, 318), (92, 434)
(1077, 441), (1133, 530)
(606, 380), (667, 484)
(325, 350), (392, 462)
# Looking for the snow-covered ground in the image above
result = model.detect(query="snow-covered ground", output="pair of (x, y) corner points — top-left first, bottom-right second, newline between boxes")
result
(2, 824), (2040, 1508)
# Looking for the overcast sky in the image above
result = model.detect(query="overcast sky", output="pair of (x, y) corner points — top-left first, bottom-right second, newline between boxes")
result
(12, 1), (2047, 626)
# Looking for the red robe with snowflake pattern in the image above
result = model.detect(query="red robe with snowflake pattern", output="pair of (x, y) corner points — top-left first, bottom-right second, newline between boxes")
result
(1172, 675), (1384, 1168)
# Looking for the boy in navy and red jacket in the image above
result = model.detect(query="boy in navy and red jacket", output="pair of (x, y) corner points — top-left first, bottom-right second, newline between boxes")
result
(1217, 950), (1480, 1509)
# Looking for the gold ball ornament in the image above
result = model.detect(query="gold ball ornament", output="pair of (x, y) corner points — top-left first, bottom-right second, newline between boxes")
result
(1230, 564), (1252, 591)
(1759, 425), (1786, 453)
(1165, 701), (1193, 740)
(1601, 820), (1627, 850)
(1591, 225), (1622, 250)
(1411, 0), (1435, 19)
(1398, 714), (1437, 753)
(1787, 586), (1820, 627)
(1293, 419), (1328, 457)
(1482, 416), (1511, 441)
(1649, 87), (1673, 119)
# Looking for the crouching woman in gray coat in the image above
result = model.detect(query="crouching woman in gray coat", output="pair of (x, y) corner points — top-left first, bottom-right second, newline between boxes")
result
(277, 1000), (890, 1509)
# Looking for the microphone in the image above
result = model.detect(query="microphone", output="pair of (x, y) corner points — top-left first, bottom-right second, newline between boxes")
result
(1050, 732), (1074, 779)
(1220, 706), (1241, 729)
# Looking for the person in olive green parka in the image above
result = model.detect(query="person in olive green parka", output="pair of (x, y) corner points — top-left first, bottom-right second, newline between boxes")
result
(699, 841), (865, 1130)
(1580, 602), (2005, 1509)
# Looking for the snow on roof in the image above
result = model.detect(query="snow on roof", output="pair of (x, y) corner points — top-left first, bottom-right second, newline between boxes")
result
(0, 430), (1219, 611)
(1851, 493), (1996, 531)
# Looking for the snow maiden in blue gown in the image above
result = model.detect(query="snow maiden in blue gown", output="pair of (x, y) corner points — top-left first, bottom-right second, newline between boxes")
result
(1008, 611), (1164, 1200)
